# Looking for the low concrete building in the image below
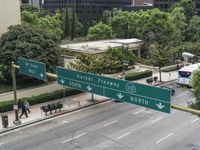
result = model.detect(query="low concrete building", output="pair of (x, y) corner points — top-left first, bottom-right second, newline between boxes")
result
(60, 38), (143, 57)
(0, 0), (21, 37)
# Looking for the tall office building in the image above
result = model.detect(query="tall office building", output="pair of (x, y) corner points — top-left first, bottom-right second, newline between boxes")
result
(20, 0), (41, 8)
(41, 0), (132, 12)
(41, 0), (132, 21)
(20, 0), (152, 23)
(0, 0), (21, 36)
(154, 0), (200, 15)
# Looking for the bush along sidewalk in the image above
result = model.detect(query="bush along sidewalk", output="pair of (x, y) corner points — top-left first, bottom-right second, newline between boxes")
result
(125, 70), (152, 81)
(161, 64), (184, 72)
(0, 88), (82, 113)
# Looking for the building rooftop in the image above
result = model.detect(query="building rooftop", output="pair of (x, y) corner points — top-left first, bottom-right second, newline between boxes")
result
(60, 38), (143, 54)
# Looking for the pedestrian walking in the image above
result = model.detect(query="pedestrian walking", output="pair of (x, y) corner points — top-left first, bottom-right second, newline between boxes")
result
(19, 103), (28, 118)
(24, 99), (31, 113)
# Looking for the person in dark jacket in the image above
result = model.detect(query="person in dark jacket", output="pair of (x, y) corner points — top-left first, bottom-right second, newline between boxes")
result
(19, 103), (28, 118)
(24, 100), (31, 113)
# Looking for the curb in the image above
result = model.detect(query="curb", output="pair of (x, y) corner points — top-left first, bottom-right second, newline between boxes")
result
(0, 99), (110, 134)
(155, 79), (176, 86)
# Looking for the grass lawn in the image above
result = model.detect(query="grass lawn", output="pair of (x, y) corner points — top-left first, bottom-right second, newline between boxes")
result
(0, 79), (47, 94)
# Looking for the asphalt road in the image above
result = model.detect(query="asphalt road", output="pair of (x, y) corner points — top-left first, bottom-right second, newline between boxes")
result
(0, 83), (199, 150)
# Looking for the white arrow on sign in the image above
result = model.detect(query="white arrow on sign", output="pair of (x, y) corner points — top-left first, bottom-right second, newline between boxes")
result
(40, 73), (44, 78)
(86, 85), (92, 91)
(156, 102), (165, 110)
(117, 93), (124, 99)
(60, 79), (65, 84)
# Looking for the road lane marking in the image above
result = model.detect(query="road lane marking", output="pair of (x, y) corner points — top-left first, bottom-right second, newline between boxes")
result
(133, 109), (145, 115)
(45, 100), (111, 120)
(152, 116), (164, 123)
(191, 118), (199, 124)
(176, 93), (186, 98)
(103, 120), (119, 127)
(117, 132), (131, 139)
(61, 133), (86, 144)
(62, 120), (69, 124)
(156, 133), (173, 144)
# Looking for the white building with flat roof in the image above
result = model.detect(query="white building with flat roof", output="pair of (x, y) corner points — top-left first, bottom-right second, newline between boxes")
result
(0, 0), (21, 36)
(60, 38), (143, 57)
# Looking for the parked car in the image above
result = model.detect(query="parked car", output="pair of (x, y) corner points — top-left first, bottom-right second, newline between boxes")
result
(159, 86), (175, 96)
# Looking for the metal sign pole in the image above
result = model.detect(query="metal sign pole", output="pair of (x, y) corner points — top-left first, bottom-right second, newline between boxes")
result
(12, 62), (21, 125)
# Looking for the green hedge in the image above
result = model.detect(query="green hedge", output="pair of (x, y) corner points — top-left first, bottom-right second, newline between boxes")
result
(161, 64), (184, 72)
(0, 88), (82, 113)
(125, 70), (153, 81)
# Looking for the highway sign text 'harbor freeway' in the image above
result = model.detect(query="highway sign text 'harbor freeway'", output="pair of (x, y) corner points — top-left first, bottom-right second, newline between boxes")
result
(56, 67), (171, 113)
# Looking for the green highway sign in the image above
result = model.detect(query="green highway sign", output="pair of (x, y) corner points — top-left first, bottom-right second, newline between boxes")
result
(56, 67), (171, 113)
(19, 58), (46, 81)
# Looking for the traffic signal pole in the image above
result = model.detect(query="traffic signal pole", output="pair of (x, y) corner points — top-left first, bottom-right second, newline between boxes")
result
(171, 104), (200, 115)
(12, 63), (200, 117)
(12, 62), (21, 125)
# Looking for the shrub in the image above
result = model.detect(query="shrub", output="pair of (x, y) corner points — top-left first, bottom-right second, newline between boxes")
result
(161, 64), (184, 72)
(0, 101), (14, 113)
(125, 70), (153, 81)
(0, 88), (82, 113)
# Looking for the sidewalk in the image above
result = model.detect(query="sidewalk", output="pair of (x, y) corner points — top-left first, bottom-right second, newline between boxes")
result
(0, 70), (178, 133)
(0, 82), (62, 101)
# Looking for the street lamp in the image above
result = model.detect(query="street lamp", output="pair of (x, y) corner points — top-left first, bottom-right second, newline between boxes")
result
(182, 52), (195, 66)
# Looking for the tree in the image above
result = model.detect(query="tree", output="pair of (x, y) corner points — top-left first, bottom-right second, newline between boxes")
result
(21, 11), (38, 25)
(185, 16), (200, 42)
(61, 7), (83, 39)
(170, 7), (187, 38)
(141, 9), (183, 57)
(128, 10), (150, 38)
(146, 43), (171, 82)
(179, 0), (196, 21)
(170, 0), (196, 22)
(106, 46), (136, 66)
(63, 7), (69, 38)
(192, 67), (200, 108)
(87, 22), (112, 40)
(68, 54), (103, 74)
(0, 64), (4, 81)
(0, 25), (62, 80)
(143, 9), (178, 43)
(20, 4), (38, 13)
(37, 12), (63, 37)
(21, 11), (63, 38)
(71, 6), (75, 40)
(111, 9), (129, 38)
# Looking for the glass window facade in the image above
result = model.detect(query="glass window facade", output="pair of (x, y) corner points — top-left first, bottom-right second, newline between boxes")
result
(41, 0), (132, 20)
